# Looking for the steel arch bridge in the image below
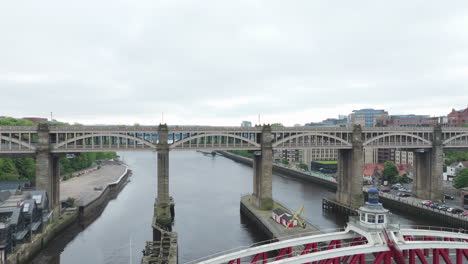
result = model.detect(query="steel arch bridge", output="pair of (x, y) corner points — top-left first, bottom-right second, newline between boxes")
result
(1, 125), (468, 154)
(190, 225), (468, 264)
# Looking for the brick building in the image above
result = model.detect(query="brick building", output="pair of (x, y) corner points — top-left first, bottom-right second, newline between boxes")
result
(448, 108), (468, 127)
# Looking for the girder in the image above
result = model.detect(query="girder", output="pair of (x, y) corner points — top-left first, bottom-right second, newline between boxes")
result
(0, 125), (467, 153)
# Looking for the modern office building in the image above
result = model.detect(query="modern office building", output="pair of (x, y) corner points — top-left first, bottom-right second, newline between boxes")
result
(348, 109), (388, 127)
(240, 121), (252, 127)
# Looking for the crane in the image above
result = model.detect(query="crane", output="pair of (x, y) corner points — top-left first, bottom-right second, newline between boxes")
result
(285, 205), (307, 229)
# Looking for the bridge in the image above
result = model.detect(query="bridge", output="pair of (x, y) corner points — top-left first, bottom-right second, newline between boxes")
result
(189, 189), (468, 264)
(1, 123), (468, 225)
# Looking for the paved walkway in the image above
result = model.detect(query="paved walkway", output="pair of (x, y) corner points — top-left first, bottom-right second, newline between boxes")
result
(60, 164), (127, 206)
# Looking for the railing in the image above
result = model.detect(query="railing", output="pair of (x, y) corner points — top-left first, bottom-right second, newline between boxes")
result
(185, 227), (349, 264)
(379, 192), (468, 222)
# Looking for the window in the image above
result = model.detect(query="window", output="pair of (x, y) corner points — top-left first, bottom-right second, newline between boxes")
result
(360, 213), (365, 221)
(367, 214), (375, 223)
(378, 215), (385, 223)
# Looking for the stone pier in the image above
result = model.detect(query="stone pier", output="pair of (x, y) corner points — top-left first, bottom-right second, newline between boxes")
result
(336, 125), (364, 209)
(153, 124), (175, 240)
(414, 126), (444, 201)
(252, 125), (273, 210)
(35, 123), (61, 215)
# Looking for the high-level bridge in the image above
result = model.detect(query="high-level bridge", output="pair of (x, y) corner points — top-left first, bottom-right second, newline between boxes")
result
(1, 123), (468, 222)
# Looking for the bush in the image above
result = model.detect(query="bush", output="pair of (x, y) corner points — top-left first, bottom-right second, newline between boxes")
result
(454, 168), (468, 189)
(66, 197), (76, 207)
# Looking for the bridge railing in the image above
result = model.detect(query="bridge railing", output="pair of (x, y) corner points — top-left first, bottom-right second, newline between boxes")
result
(400, 225), (468, 234)
(185, 227), (347, 264)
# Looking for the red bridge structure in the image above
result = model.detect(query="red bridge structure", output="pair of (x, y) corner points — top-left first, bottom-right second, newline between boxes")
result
(190, 189), (468, 264)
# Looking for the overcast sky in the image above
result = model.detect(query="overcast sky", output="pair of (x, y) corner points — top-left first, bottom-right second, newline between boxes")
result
(1, 1), (468, 126)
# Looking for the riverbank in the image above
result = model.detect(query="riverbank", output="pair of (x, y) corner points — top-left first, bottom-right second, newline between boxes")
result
(219, 151), (337, 190)
(10, 164), (131, 264)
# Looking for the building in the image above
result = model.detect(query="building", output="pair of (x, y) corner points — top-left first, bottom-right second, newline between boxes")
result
(348, 109), (388, 128)
(305, 116), (348, 127)
(394, 150), (414, 166)
(448, 107), (468, 127)
(240, 121), (252, 127)
(274, 149), (302, 164)
(375, 115), (439, 127)
(446, 161), (468, 181)
(271, 208), (297, 228)
(0, 189), (49, 257)
(302, 149), (338, 166)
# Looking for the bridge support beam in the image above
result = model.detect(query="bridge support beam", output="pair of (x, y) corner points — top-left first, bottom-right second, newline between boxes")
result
(336, 125), (364, 208)
(35, 123), (61, 216)
(252, 125), (273, 210)
(414, 126), (444, 201)
(154, 124), (173, 228)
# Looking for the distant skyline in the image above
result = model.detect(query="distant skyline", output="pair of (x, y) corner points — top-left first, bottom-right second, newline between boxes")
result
(1, 1), (468, 126)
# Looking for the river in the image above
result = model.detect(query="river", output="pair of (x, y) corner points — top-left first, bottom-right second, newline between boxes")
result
(32, 151), (438, 263)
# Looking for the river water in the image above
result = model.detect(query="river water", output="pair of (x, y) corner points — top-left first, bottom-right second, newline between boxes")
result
(33, 151), (437, 264)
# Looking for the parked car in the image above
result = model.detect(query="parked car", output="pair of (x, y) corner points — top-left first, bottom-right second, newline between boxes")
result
(452, 208), (464, 214)
(397, 192), (411, 197)
(461, 211), (468, 216)
(424, 201), (433, 206)
(398, 187), (408, 192)
(430, 203), (440, 209)
(437, 205), (449, 211)
(381, 188), (391, 193)
(421, 200), (431, 205)
(444, 194), (455, 200)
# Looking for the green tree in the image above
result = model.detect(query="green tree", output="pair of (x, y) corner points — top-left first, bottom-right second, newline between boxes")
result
(299, 163), (308, 170)
(445, 151), (468, 166)
(281, 159), (289, 165)
(0, 159), (20, 180)
(13, 158), (35, 180)
(271, 123), (284, 127)
(396, 173), (411, 184)
(454, 168), (468, 189)
(382, 161), (399, 184)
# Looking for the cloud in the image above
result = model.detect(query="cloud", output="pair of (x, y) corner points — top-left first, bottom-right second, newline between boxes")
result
(1, 0), (468, 126)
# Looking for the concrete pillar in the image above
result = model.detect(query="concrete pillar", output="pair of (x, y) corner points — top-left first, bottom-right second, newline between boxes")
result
(414, 127), (444, 201)
(252, 125), (273, 210)
(431, 126), (444, 201)
(336, 125), (364, 208)
(155, 124), (172, 226)
(35, 123), (60, 214)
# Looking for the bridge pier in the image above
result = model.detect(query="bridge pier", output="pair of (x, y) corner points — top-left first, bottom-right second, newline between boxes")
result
(35, 123), (61, 216)
(414, 126), (444, 201)
(154, 124), (174, 230)
(336, 125), (364, 209)
(252, 125), (273, 210)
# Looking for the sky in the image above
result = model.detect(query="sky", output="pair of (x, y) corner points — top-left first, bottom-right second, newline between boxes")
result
(1, 1), (468, 126)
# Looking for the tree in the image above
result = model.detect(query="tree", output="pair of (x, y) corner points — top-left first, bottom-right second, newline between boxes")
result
(271, 123), (284, 127)
(396, 173), (411, 184)
(0, 159), (20, 180)
(382, 161), (398, 184)
(454, 168), (468, 189)
(299, 163), (308, 170)
(281, 159), (289, 165)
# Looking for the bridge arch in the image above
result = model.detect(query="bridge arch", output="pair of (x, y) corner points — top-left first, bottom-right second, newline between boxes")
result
(0, 135), (35, 150)
(170, 133), (261, 149)
(54, 133), (157, 149)
(272, 132), (352, 148)
(443, 133), (468, 145)
(363, 132), (432, 146)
